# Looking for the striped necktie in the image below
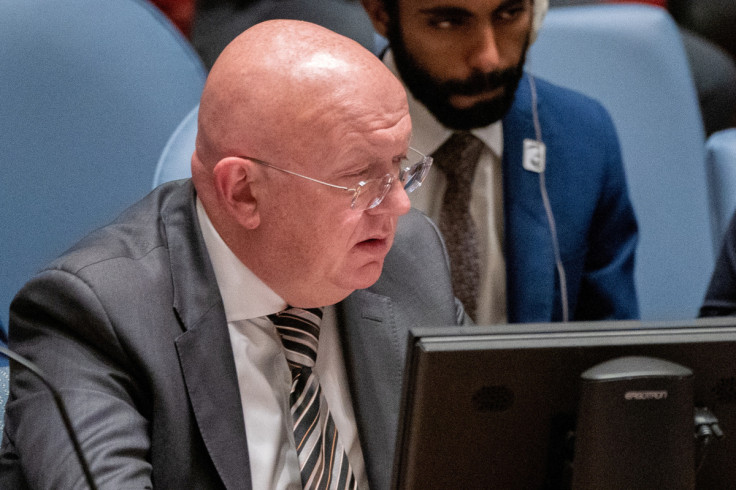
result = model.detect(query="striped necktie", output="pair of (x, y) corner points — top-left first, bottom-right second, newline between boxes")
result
(269, 306), (357, 489)
(432, 132), (485, 319)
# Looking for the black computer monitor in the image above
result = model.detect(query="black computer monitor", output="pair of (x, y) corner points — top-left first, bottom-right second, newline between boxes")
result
(392, 318), (736, 489)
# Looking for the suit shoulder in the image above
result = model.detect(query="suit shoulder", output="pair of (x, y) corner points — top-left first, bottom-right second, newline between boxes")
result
(507, 74), (619, 152)
(531, 75), (613, 124)
(390, 209), (450, 271)
(394, 208), (443, 245)
(46, 181), (192, 275)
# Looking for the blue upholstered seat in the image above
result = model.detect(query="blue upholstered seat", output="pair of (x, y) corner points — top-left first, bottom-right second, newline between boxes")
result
(706, 128), (736, 254)
(526, 4), (712, 320)
(0, 0), (207, 328)
(153, 105), (200, 187)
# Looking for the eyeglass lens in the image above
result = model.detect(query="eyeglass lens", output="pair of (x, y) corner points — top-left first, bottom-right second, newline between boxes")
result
(355, 177), (391, 210)
(354, 152), (431, 210)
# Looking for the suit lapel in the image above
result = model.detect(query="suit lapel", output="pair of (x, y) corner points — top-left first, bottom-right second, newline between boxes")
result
(176, 316), (250, 490)
(338, 291), (405, 490)
(164, 183), (251, 490)
(337, 209), (465, 489)
(502, 74), (557, 323)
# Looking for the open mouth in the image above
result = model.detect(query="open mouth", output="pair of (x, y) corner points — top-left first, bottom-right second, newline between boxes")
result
(355, 236), (390, 253)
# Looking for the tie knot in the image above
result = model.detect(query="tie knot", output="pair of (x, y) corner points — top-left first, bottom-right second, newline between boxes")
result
(270, 306), (323, 368)
(432, 132), (485, 180)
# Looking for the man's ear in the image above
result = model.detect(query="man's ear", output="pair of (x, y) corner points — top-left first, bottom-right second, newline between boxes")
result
(361, 0), (391, 38)
(212, 157), (261, 229)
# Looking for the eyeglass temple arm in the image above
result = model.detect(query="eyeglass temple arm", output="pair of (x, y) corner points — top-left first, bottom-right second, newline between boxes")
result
(247, 157), (354, 192)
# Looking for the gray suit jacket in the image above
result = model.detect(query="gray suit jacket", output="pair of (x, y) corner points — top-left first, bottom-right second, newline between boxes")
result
(0, 180), (464, 489)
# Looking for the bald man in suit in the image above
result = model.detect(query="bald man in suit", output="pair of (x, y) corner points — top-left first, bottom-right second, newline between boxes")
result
(0, 20), (464, 489)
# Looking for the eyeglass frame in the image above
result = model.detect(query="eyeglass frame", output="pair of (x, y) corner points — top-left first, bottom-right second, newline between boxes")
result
(238, 146), (433, 210)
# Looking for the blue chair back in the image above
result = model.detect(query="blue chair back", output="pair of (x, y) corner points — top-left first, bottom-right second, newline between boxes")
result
(0, 0), (207, 327)
(706, 128), (736, 254)
(526, 4), (712, 320)
(153, 105), (200, 187)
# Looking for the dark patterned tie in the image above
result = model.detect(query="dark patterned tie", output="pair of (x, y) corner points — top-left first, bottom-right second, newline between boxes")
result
(269, 306), (357, 490)
(432, 132), (485, 319)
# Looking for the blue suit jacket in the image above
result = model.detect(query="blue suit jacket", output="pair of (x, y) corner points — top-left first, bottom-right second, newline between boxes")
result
(502, 74), (639, 322)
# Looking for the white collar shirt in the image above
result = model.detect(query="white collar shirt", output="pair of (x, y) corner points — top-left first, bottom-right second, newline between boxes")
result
(384, 50), (508, 325)
(196, 198), (368, 489)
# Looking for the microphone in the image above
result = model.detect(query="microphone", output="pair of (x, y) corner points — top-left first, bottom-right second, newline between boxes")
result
(0, 345), (99, 490)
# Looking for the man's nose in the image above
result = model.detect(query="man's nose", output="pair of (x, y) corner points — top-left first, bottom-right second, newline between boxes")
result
(467, 25), (501, 73)
(369, 179), (411, 216)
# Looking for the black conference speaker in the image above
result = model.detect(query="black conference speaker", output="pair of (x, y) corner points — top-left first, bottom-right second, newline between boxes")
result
(572, 356), (695, 490)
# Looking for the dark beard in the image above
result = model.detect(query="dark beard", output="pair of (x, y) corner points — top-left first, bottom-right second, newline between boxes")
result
(387, 21), (528, 130)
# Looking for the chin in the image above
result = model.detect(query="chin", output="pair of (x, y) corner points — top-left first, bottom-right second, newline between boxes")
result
(344, 261), (385, 291)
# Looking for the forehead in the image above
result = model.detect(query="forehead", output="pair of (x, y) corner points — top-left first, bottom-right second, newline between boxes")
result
(330, 112), (412, 166)
(324, 85), (411, 150)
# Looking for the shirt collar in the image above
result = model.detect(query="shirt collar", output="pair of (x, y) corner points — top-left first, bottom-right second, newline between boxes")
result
(383, 49), (503, 159)
(196, 198), (286, 322)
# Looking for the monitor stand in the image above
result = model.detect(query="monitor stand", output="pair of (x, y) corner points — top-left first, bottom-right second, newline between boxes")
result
(572, 356), (695, 490)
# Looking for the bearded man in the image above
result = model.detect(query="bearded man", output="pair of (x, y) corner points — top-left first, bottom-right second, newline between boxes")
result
(363, 0), (640, 323)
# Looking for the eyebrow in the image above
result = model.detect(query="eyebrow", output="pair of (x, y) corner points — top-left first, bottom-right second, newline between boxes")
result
(500, 0), (528, 10)
(418, 0), (527, 17)
(418, 6), (473, 17)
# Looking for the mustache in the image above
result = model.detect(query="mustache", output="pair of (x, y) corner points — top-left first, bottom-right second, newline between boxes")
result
(437, 65), (522, 96)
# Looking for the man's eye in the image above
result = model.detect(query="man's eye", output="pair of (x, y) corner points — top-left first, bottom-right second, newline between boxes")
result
(496, 6), (525, 22)
(428, 16), (468, 29)
(343, 168), (372, 181)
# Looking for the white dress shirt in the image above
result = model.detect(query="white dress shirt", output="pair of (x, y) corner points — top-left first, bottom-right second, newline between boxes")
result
(196, 199), (368, 489)
(384, 51), (508, 325)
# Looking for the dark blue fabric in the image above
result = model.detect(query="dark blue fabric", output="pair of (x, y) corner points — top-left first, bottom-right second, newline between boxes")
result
(502, 74), (639, 323)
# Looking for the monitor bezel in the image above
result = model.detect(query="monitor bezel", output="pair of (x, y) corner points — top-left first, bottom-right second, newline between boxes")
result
(392, 317), (736, 489)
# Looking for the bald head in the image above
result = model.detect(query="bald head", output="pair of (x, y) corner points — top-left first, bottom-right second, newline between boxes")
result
(194, 19), (407, 171)
(189, 20), (413, 307)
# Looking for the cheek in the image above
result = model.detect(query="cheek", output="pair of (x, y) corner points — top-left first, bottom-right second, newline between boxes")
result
(322, 216), (377, 272)
(403, 31), (457, 77)
(271, 193), (377, 287)
(497, 27), (530, 62)
(300, 208), (359, 266)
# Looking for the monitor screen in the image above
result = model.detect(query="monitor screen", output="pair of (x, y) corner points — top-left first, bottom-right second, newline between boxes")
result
(392, 318), (736, 489)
